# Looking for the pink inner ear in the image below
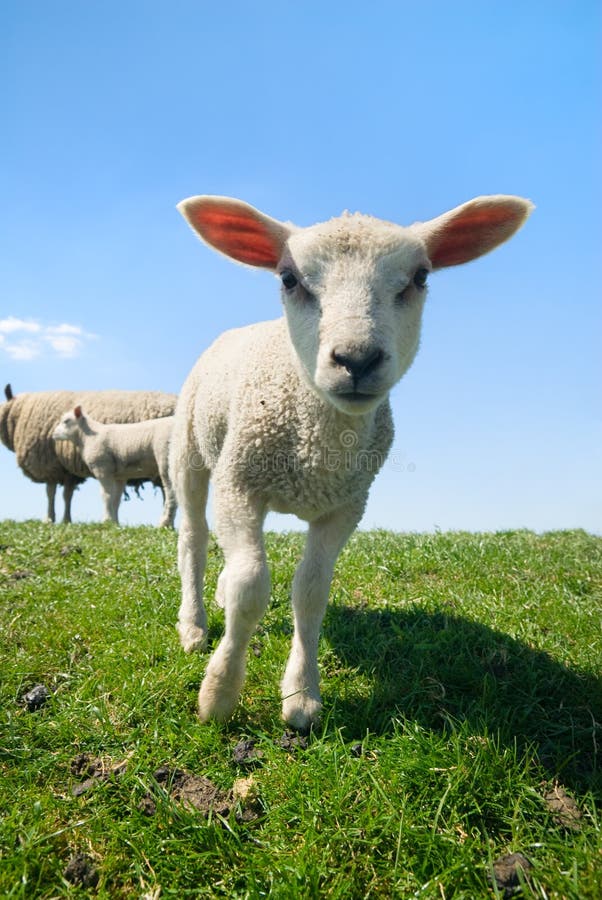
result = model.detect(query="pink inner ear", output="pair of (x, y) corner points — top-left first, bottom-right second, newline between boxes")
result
(428, 202), (529, 268)
(187, 204), (283, 268)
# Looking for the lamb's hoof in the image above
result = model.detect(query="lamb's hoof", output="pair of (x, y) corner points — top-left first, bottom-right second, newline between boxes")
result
(177, 622), (207, 653)
(197, 681), (238, 723)
(282, 694), (321, 733)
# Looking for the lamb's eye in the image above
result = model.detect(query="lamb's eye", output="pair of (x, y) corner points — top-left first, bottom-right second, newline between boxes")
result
(281, 270), (298, 290)
(413, 267), (429, 289)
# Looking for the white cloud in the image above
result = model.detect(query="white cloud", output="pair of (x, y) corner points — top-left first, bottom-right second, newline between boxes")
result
(45, 334), (82, 357)
(0, 317), (96, 361)
(0, 317), (42, 335)
(47, 323), (84, 336)
(3, 340), (41, 361)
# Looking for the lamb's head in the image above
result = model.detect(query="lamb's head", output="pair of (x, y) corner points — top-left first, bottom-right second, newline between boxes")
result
(52, 406), (86, 443)
(178, 194), (533, 415)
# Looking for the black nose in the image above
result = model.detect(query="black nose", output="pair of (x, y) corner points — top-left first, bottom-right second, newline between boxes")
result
(331, 347), (384, 381)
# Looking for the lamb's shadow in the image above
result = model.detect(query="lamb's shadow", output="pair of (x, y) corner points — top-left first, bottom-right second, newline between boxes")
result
(324, 605), (601, 796)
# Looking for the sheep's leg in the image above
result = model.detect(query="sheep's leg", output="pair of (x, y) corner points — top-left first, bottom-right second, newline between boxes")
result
(197, 499), (270, 722)
(176, 467), (210, 652)
(45, 483), (57, 523)
(281, 502), (364, 732)
(62, 476), (77, 524)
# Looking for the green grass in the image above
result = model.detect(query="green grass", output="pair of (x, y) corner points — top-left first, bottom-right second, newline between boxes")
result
(0, 521), (600, 898)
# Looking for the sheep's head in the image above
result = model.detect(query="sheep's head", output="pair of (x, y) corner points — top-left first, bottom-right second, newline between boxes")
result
(52, 406), (85, 443)
(178, 194), (533, 416)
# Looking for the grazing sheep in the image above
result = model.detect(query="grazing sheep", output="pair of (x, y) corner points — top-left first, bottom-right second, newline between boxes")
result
(53, 406), (176, 527)
(172, 193), (533, 730)
(0, 385), (176, 523)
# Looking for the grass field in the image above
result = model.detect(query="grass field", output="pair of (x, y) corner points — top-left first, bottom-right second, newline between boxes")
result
(0, 521), (600, 898)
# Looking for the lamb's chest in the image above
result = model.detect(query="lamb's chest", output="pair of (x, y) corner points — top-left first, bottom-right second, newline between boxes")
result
(254, 431), (388, 520)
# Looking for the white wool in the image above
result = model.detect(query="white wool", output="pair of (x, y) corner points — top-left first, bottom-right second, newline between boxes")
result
(170, 193), (533, 730)
(53, 409), (177, 527)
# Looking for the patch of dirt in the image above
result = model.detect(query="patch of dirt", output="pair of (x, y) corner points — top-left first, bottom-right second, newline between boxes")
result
(147, 767), (231, 817)
(277, 731), (309, 753)
(542, 782), (582, 831)
(21, 684), (50, 711)
(232, 738), (264, 767)
(70, 753), (128, 796)
(488, 852), (533, 898)
(9, 569), (34, 581)
(141, 766), (261, 823)
(63, 853), (99, 888)
(60, 545), (83, 557)
(170, 770), (232, 817)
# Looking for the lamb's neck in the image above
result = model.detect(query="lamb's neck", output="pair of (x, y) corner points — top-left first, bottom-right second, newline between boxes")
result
(78, 418), (99, 439)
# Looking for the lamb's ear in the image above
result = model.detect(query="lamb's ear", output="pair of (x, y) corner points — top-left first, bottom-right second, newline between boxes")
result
(74, 406), (82, 419)
(420, 195), (534, 269)
(177, 195), (291, 269)
(4, 384), (13, 401)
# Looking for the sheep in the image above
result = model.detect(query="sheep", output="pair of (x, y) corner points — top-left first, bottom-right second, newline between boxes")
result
(53, 406), (177, 527)
(0, 385), (176, 523)
(1, 382), (83, 522)
(171, 193), (533, 731)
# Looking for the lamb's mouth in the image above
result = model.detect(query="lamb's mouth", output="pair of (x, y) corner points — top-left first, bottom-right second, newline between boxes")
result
(330, 390), (385, 411)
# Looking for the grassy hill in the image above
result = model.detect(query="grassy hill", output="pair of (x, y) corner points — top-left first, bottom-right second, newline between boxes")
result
(1, 522), (600, 897)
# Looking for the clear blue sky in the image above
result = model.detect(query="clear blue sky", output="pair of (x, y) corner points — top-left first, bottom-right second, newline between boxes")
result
(1, 0), (600, 532)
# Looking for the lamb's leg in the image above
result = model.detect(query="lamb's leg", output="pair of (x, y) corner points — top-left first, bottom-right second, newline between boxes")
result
(45, 483), (57, 523)
(158, 469), (177, 529)
(281, 502), (364, 732)
(197, 497), (270, 722)
(111, 479), (126, 523)
(98, 477), (120, 523)
(176, 466), (210, 652)
(62, 476), (77, 524)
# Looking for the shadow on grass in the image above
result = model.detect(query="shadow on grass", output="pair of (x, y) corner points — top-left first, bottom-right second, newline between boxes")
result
(324, 605), (601, 796)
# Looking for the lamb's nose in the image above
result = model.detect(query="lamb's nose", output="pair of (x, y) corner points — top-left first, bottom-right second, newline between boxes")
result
(331, 347), (384, 380)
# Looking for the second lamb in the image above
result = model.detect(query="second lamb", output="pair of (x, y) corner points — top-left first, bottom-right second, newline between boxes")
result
(53, 407), (176, 526)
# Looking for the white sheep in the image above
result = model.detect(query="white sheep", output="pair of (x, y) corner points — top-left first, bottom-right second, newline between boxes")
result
(53, 406), (177, 527)
(0, 386), (176, 523)
(171, 193), (533, 730)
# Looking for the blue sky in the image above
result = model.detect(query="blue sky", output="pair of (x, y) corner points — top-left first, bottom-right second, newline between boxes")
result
(1, 0), (600, 532)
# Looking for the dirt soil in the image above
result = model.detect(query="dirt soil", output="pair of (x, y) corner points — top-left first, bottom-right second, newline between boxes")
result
(489, 852), (533, 898)
(63, 853), (99, 888)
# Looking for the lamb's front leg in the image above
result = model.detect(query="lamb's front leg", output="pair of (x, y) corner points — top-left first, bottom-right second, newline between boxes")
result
(98, 477), (120, 523)
(197, 496), (270, 722)
(281, 502), (364, 732)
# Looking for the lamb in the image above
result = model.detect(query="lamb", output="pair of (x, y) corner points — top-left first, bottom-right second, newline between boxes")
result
(53, 406), (177, 526)
(171, 193), (533, 731)
(0, 385), (176, 523)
